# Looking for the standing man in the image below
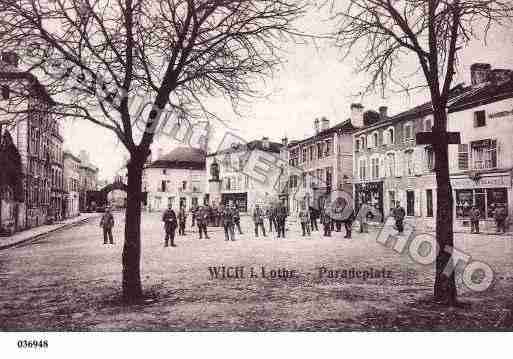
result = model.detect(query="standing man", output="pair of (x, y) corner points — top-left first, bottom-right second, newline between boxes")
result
(343, 209), (355, 239)
(222, 203), (236, 241)
(99, 206), (115, 244)
(495, 204), (508, 234)
(197, 205), (210, 239)
(309, 205), (318, 232)
(275, 201), (288, 238)
(191, 204), (198, 228)
(178, 205), (187, 236)
(470, 205), (481, 234)
(233, 204), (243, 235)
(321, 201), (332, 237)
(162, 203), (178, 247)
(253, 204), (266, 238)
(392, 201), (406, 234)
(298, 203), (311, 237)
(333, 201), (343, 232)
(266, 204), (274, 233)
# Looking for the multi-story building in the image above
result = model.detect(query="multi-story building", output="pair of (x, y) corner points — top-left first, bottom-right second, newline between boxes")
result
(206, 137), (283, 213)
(63, 151), (81, 218)
(0, 51), (64, 229)
(143, 147), (206, 211)
(280, 106), (364, 214)
(78, 150), (99, 211)
(353, 63), (513, 232)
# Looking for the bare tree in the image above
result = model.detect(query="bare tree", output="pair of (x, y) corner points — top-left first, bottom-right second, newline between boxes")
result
(0, 0), (307, 303)
(329, 0), (513, 305)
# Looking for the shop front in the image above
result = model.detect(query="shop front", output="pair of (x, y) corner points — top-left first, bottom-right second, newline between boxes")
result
(222, 192), (248, 212)
(354, 181), (384, 222)
(451, 172), (511, 231)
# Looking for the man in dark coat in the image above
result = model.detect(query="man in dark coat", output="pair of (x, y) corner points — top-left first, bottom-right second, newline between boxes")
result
(321, 202), (332, 237)
(178, 206), (187, 235)
(233, 205), (243, 235)
(222, 203), (236, 241)
(343, 210), (355, 238)
(309, 206), (318, 231)
(253, 204), (266, 237)
(392, 201), (406, 234)
(266, 204), (276, 233)
(275, 202), (288, 238)
(162, 203), (178, 247)
(99, 207), (115, 244)
(197, 205), (210, 239)
(495, 204), (508, 234)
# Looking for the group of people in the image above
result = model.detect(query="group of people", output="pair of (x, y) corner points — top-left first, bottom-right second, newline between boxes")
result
(469, 203), (509, 234)
(98, 199), (508, 247)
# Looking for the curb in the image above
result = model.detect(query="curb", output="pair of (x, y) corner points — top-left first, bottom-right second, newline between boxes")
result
(0, 215), (100, 250)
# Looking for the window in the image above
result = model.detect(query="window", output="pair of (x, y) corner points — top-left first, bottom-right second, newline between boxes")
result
(162, 169), (167, 175)
(182, 181), (187, 190)
(425, 147), (435, 171)
(426, 189), (433, 217)
(458, 144), (469, 170)
(472, 139), (497, 169)
(405, 150), (414, 176)
(326, 167), (333, 187)
(302, 173), (306, 188)
(388, 128), (394, 144)
(403, 123), (413, 142)
(302, 148), (307, 163)
(317, 142), (323, 159)
(309, 146), (314, 161)
(388, 191), (396, 213)
(371, 158), (379, 179)
(373, 132), (379, 148)
(424, 118), (433, 132)
(161, 180), (167, 192)
(360, 136), (366, 150)
(359, 159), (367, 180)
(406, 190), (415, 217)
(289, 175), (298, 188)
(387, 153), (395, 177)
(355, 138), (360, 152)
(474, 110), (486, 127)
(1, 85), (9, 100)
(167, 197), (174, 207)
(325, 139), (332, 156)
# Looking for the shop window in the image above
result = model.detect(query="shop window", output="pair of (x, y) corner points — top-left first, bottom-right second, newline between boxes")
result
(406, 190), (415, 217)
(474, 110), (486, 128)
(487, 188), (508, 218)
(388, 191), (396, 213)
(426, 189), (433, 217)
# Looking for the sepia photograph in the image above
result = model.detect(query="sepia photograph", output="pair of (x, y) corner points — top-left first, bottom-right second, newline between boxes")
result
(1, 0), (513, 354)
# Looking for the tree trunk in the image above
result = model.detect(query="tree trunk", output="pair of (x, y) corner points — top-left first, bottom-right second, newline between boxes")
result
(433, 110), (458, 305)
(122, 156), (144, 303)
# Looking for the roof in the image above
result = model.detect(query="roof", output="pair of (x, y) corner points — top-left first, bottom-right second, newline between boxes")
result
(148, 146), (206, 170)
(288, 119), (358, 148)
(355, 75), (513, 133)
(0, 71), (56, 106)
(207, 139), (282, 157)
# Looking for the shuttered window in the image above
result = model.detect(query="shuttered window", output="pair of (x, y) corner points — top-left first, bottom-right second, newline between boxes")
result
(458, 144), (469, 170)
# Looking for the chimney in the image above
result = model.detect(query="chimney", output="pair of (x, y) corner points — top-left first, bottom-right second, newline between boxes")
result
(350, 103), (364, 127)
(262, 136), (270, 149)
(1, 52), (19, 71)
(470, 63), (491, 86)
(490, 69), (512, 86)
(321, 117), (330, 131)
(379, 106), (388, 120)
(281, 137), (288, 146)
(314, 118), (320, 135)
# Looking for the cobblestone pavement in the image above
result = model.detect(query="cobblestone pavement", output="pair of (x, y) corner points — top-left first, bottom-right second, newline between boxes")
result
(1, 211), (513, 331)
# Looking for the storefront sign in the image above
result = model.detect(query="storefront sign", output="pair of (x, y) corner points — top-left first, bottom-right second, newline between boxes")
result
(489, 109), (513, 119)
(451, 175), (510, 188)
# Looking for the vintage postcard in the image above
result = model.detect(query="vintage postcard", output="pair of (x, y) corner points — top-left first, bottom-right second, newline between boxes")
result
(1, 1), (513, 352)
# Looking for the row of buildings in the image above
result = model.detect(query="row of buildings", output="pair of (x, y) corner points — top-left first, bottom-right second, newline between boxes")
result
(141, 62), (512, 232)
(0, 52), (100, 235)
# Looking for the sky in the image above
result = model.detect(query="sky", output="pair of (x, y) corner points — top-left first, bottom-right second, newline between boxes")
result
(59, 4), (513, 182)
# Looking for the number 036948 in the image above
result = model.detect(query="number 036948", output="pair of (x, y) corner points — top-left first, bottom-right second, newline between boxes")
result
(17, 339), (48, 349)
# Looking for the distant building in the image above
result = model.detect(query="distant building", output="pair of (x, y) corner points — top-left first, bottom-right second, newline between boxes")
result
(280, 107), (363, 214)
(353, 63), (513, 232)
(143, 147), (206, 211)
(206, 137), (283, 213)
(78, 150), (99, 211)
(0, 51), (64, 229)
(63, 151), (81, 218)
